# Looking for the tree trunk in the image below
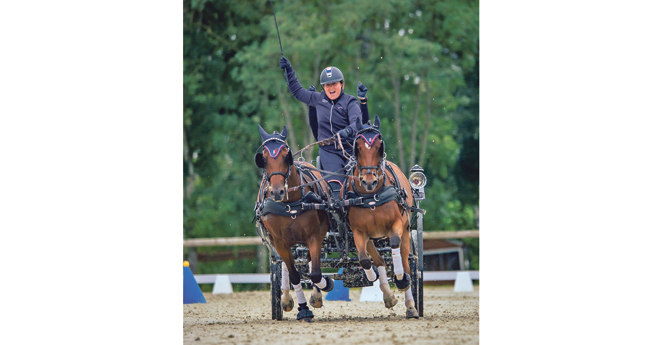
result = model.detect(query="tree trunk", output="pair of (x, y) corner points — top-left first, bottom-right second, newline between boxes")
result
(391, 72), (405, 168)
(419, 79), (433, 166)
(409, 80), (423, 169)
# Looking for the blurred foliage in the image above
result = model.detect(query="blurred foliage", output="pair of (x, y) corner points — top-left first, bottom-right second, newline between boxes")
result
(184, 0), (479, 275)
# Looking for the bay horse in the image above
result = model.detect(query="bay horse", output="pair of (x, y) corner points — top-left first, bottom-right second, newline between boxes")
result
(342, 115), (419, 319)
(254, 125), (334, 322)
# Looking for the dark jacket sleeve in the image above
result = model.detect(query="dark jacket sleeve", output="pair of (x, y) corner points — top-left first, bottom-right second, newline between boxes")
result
(284, 66), (321, 106)
(359, 100), (369, 125)
(344, 97), (362, 138)
(308, 105), (318, 141)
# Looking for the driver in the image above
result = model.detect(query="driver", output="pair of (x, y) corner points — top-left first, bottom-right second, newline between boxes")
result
(279, 56), (363, 201)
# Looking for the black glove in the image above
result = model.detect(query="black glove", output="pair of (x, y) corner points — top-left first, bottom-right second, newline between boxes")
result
(308, 85), (316, 92)
(279, 56), (291, 70)
(357, 82), (368, 99)
(337, 128), (351, 140)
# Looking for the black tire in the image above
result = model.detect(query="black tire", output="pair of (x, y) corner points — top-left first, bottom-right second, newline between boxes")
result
(270, 260), (283, 320)
(410, 254), (419, 312)
(410, 229), (424, 317)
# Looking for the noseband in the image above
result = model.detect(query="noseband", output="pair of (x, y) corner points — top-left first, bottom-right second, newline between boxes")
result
(266, 167), (291, 192)
(357, 158), (385, 182)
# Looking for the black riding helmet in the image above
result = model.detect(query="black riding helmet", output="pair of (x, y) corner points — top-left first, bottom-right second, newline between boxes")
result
(320, 66), (344, 86)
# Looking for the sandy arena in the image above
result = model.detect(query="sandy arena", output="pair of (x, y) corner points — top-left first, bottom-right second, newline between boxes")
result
(183, 285), (479, 344)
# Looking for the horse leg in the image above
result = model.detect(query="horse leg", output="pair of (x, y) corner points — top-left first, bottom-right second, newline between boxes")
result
(390, 219), (411, 291)
(280, 261), (294, 312)
(276, 242), (313, 322)
(400, 228), (419, 318)
(366, 240), (397, 308)
(308, 236), (333, 308)
(353, 230), (379, 283)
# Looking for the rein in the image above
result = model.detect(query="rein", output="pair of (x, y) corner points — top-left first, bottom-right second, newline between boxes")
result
(291, 136), (354, 158)
(286, 163), (358, 193)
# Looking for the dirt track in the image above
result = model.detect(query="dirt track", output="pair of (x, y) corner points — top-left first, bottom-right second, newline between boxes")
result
(183, 285), (479, 344)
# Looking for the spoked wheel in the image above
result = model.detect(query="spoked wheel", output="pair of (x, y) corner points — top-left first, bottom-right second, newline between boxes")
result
(270, 259), (283, 320)
(410, 229), (424, 317)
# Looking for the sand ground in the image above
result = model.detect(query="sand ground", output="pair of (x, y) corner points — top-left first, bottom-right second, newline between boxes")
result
(183, 285), (479, 344)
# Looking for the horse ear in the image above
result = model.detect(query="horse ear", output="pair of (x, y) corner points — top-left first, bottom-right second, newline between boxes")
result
(258, 125), (270, 143)
(355, 117), (363, 131)
(254, 152), (265, 169)
(374, 115), (380, 129)
(281, 125), (288, 140)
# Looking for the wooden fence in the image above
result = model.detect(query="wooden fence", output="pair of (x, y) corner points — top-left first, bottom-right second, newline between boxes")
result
(183, 230), (479, 247)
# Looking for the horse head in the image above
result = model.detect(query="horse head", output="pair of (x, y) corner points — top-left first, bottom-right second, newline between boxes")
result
(353, 115), (385, 193)
(255, 124), (293, 201)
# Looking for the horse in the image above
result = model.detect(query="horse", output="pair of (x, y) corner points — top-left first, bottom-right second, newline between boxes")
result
(254, 124), (334, 322)
(341, 115), (419, 319)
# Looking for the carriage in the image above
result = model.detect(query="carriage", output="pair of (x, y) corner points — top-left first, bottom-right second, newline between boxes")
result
(254, 118), (428, 321)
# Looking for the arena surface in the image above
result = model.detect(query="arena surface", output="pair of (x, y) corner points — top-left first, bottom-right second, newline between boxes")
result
(183, 285), (479, 344)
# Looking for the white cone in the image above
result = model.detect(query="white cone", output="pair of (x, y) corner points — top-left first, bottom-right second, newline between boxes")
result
(454, 271), (474, 292)
(212, 275), (233, 294)
(359, 281), (383, 302)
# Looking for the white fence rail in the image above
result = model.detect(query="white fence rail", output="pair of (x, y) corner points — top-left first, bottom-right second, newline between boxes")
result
(194, 271), (479, 284)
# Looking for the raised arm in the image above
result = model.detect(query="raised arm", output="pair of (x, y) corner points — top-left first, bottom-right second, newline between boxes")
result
(357, 82), (369, 125)
(307, 85), (319, 141)
(279, 56), (320, 106)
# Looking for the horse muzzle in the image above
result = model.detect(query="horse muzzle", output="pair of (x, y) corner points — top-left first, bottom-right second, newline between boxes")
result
(269, 182), (288, 202)
(360, 178), (379, 192)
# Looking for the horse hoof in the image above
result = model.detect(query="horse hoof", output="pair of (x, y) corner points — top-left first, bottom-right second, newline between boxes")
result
(320, 276), (334, 292)
(406, 306), (419, 319)
(282, 296), (294, 312)
(394, 273), (411, 291)
(383, 294), (398, 309)
(297, 306), (314, 321)
(310, 286), (323, 308)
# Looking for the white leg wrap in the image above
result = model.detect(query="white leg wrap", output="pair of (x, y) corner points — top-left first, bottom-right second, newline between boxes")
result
(405, 288), (413, 302)
(391, 247), (404, 280)
(315, 276), (327, 290)
(405, 288), (415, 308)
(364, 266), (377, 281)
(293, 283), (306, 304)
(281, 263), (290, 291)
(377, 266), (388, 286)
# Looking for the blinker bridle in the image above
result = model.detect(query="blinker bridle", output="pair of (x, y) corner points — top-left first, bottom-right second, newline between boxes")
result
(255, 137), (294, 196)
(353, 126), (386, 185)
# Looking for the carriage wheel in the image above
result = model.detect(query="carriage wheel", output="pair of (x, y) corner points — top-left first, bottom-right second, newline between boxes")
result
(410, 229), (424, 317)
(270, 260), (283, 320)
(410, 254), (418, 311)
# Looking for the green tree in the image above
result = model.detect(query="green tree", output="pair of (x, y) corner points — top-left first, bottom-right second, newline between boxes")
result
(184, 0), (480, 274)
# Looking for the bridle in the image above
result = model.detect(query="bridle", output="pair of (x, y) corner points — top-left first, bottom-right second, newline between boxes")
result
(353, 128), (386, 185)
(255, 137), (294, 195)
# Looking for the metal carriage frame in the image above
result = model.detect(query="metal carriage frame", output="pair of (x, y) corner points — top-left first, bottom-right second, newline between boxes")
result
(257, 164), (428, 321)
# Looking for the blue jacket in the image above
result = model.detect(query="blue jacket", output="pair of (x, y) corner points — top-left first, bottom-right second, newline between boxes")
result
(284, 67), (362, 155)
